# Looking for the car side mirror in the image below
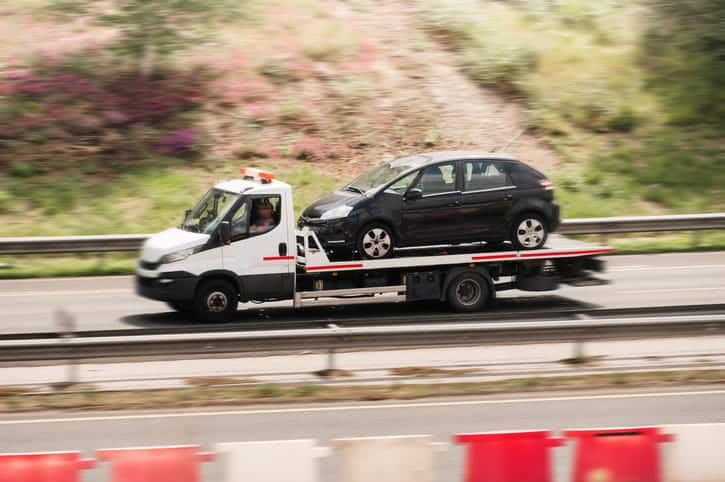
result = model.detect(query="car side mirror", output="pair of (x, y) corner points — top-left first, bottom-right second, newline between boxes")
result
(219, 221), (231, 245)
(405, 188), (423, 200)
(182, 209), (192, 225)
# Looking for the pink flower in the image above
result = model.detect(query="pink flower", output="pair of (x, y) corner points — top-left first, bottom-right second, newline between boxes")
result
(291, 137), (327, 161)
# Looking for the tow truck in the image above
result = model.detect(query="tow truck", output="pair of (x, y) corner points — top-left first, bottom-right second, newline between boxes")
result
(136, 168), (612, 321)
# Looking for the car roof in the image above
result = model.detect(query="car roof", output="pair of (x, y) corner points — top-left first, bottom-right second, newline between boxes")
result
(392, 151), (521, 168)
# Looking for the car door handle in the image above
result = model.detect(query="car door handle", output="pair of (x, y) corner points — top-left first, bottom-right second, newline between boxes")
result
(503, 194), (513, 201)
(278, 242), (287, 256)
(447, 201), (461, 207)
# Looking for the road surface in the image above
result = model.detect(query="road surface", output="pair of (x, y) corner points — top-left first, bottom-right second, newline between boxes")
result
(2, 387), (725, 481)
(1, 252), (723, 334)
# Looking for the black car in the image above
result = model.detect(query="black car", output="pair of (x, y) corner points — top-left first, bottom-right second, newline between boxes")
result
(298, 151), (560, 259)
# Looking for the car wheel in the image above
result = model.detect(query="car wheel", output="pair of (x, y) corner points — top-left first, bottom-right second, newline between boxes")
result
(512, 213), (548, 250)
(357, 223), (395, 259)
(194, 279), (238, 322)
(167, 301), (194, 313)
(447, 272), (489, 312)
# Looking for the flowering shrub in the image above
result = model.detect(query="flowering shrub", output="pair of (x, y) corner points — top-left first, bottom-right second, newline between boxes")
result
(0, 61), (208, 159)
(158, 128), (198, 155)
(291, 137), (327, 161)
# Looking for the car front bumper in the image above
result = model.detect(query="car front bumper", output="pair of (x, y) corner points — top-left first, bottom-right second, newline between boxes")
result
(298, 217), (357, 250)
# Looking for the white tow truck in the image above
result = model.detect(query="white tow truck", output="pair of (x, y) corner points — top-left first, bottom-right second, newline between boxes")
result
(136, 168), (612, 321)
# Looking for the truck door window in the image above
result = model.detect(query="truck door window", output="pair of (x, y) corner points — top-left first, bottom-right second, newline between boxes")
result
(249, 195), (281, 236)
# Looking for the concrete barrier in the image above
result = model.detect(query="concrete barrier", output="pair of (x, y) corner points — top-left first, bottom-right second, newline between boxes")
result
(332, 434), (441, 482)
(216, 439), (328, 482)
(664, 423), (725, 482)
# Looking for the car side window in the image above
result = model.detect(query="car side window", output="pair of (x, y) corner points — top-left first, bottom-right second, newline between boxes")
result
(415, 162), (457, 196)
(386, 171), (420, 195)
(464, 160), (512, 191)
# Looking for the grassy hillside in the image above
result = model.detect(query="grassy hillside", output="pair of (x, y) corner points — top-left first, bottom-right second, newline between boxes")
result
(0, 0), (722, 276)
(417, 0), (724, 216)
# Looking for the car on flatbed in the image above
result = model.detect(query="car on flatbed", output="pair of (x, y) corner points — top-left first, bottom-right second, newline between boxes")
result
(298, 151), (560, 259)
(135, 167), (610, 322)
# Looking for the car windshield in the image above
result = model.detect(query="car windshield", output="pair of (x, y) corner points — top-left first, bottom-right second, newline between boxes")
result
(345, 155), (428, 192)
(181, 188), (239, 234)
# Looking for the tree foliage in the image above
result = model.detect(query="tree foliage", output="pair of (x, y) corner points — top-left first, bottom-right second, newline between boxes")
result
(642, 0), (725, 127)
(53, 0), (247, 73)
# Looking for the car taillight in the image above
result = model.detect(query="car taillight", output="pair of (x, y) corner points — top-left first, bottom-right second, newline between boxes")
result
(539, 179), (554, 191)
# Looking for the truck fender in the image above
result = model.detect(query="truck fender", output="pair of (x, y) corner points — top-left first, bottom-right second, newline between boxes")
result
(440, 266), (495, 303)
(198, 270), (243, 299)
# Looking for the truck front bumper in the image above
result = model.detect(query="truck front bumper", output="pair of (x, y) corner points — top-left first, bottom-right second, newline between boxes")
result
(135, 272), (197, 302)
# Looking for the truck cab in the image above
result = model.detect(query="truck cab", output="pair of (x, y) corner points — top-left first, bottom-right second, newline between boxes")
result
(136, 168), (297, 319)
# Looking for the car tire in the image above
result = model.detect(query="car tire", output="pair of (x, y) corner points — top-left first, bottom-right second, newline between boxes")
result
(194, 278), (238, 322)
(167, 301), (194, 313)
(511, 213), (548, 250)
(447, 272), (489, 312)
(357, 223), (395, 259)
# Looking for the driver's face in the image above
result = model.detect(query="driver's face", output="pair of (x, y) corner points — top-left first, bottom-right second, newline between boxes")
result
(256, 206), (273, 218)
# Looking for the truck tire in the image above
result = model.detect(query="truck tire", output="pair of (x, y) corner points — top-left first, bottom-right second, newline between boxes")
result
(447, 272), (489, 312)
(357, 223), (395, 259)
(167, 301), (194, 313)
(194, 279), (238, 322)
(511, 213), (548, 250)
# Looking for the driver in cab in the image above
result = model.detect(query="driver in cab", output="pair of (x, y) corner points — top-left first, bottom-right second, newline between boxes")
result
(250, 198), (276, 234)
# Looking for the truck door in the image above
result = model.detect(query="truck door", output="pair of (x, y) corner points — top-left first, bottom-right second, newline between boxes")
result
(222, 194), (294, 300)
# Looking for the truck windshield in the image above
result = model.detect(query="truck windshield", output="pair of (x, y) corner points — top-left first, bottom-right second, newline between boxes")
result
(181, 188), (239, 234)
(345, 155), (427, 193)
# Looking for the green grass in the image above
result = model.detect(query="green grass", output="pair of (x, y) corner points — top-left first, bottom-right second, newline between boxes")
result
(0, 159), (342, 238)
(417, 0), (724, 212)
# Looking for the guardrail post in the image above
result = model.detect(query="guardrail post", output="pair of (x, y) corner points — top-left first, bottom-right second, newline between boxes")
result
(55, 309), (78, 388)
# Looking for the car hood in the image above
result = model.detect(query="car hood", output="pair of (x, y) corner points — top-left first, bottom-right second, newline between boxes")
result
(140, 227), (209, 262)
(301, 190), (363, 219)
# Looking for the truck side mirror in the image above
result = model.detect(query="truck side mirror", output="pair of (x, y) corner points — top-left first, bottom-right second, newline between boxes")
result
(182, 209), (192, 226)
(219, 221), (231, 245)
(405, 188), (423, 200)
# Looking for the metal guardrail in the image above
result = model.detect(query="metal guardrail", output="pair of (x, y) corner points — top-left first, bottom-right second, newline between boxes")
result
(0, 213), (724, 255)
(1, 312), (724, 362)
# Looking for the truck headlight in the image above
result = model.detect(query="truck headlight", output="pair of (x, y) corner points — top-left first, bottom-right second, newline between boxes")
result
(320, 205), (353, 220)
(159, 246), (202, 265)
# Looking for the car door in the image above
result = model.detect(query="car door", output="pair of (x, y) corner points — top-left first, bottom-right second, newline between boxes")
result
(221, 194), (294, 300)
(459, 160), (515, 240)
(400, 161), (463, 245)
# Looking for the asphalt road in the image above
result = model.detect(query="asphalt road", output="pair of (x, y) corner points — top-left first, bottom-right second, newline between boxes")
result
(1, 252), (724, 334)
(2, 387), (725, 481)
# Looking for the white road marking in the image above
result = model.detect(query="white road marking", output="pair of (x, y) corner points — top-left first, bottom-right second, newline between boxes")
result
(609, 265), (725, 272)
(0, 289), (131, 297)
(2, 389), (725, 425)
(622, 287), (725, 294)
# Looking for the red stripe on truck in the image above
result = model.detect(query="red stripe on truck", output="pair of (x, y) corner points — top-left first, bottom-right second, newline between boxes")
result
(262, 256), (296, 261)
(520, 248), (614, 258)
(306, 263), (364, 271)
(471, 254), (518, 261)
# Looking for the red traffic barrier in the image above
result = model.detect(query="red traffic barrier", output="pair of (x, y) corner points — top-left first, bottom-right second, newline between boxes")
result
(0, 451), (94, 482)
(564, 427), (674, 482)
(97, 445), (214, 482)
(455, 430), (564, 482)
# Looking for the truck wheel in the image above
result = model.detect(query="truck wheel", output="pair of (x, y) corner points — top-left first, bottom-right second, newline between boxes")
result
(167, 301), (194, 313)
(357, 223), (395, 259)
(511, 213), (548, 250)
(447, 272), (489, 312)
(194, 279), (238, 322)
